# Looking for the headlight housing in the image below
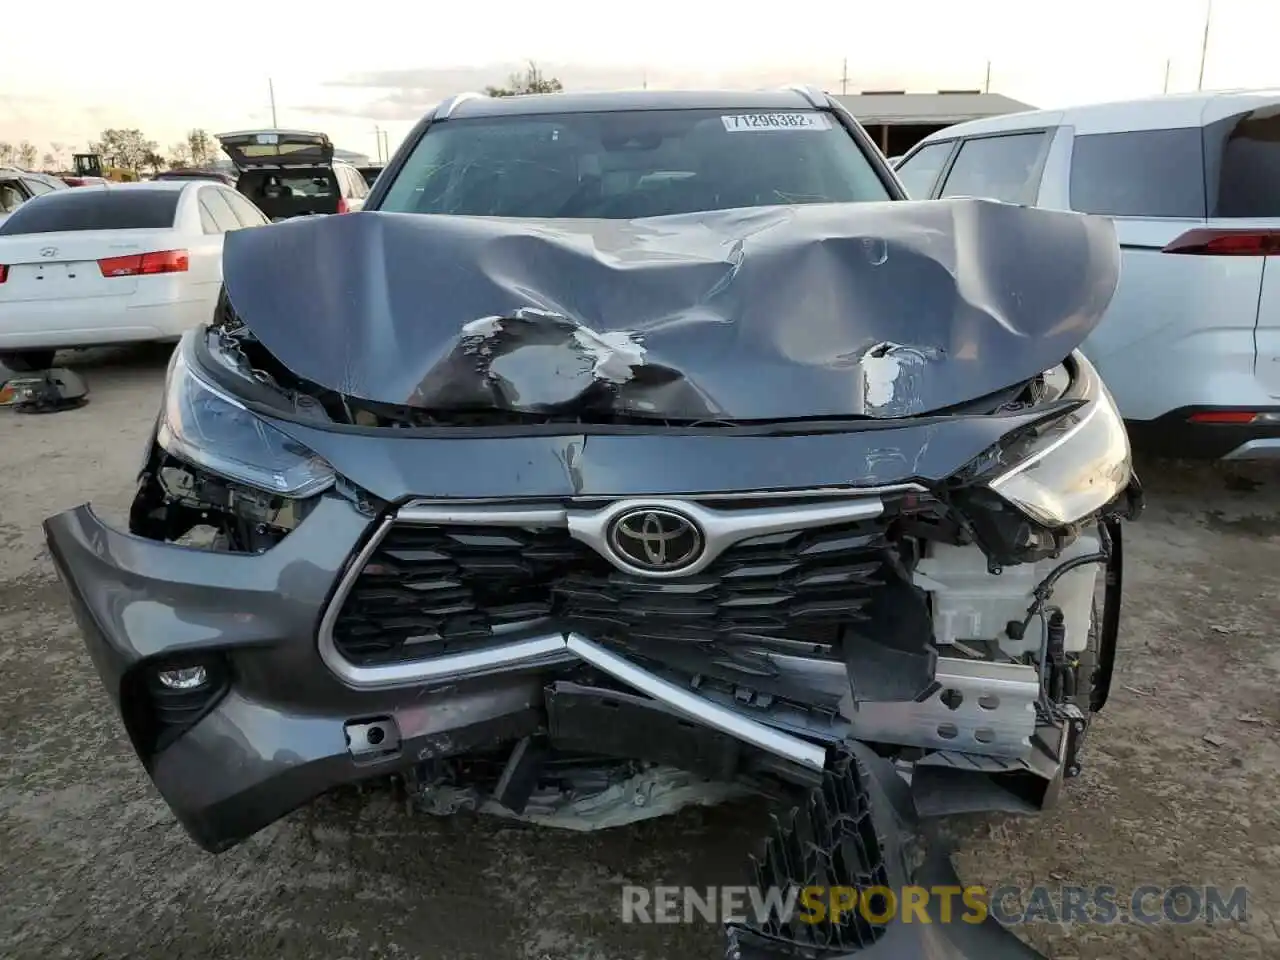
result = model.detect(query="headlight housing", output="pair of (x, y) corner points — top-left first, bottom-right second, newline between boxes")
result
(986, 352), (1131, 528)
(156, 346), (335, 498)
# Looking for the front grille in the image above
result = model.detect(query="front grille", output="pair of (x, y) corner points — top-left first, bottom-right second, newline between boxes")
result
(332, 523), (597, 662)
(330, 511), (892, 665)
(557, 522), (888, 644)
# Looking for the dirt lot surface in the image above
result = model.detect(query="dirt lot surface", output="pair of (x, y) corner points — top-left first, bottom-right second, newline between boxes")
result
(2, 345), (1278, 960)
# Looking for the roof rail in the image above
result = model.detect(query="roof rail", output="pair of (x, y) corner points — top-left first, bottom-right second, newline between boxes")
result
(782, 85), (828, 108)
(437, 91), (489, 119)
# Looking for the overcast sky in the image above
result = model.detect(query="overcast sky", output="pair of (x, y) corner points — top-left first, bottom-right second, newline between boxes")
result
(2, 0), (1276, 163)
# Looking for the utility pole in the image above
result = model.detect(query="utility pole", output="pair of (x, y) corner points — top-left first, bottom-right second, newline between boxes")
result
(1164, 58), (1172, 93)
(268, 78), (279, 127)
(984, 60), (992, 94)
(1197, 0), (1213, 91)
(381, 129), (390, 162)
(373, 126), (383, 163)
(840, 58), (849, 95)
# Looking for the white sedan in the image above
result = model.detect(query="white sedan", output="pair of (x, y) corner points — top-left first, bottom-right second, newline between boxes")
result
(0, 180), (268, 371)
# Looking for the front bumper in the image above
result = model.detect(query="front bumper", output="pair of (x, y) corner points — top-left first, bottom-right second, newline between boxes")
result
(48, 499), (1052, 959)
(44, 496), (555, 851)
(45, 495), (836, 851)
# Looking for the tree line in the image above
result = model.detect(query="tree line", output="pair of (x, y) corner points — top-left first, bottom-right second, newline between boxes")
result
(2, 65), (564, 174)
(0, 128), (221, 175)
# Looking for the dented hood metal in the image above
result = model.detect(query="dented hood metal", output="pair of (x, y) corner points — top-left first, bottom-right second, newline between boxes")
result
(221, 199), (1120, 421)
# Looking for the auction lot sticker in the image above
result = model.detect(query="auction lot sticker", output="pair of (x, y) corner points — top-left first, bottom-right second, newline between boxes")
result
(721, 112), (833, 132)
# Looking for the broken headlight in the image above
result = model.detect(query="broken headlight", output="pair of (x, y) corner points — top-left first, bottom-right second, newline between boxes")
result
(156, 347), (335, 498)
(985, 352), (1130, 528)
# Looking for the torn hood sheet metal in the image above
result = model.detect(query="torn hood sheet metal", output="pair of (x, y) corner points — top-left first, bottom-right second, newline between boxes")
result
(222, 199), (1120, 421)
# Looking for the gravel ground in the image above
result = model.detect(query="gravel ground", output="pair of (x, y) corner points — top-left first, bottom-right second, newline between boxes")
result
(2, 345), (1279, 960)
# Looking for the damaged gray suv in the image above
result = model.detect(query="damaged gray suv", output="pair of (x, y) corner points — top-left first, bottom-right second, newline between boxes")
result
(46, 88), (1142, 959)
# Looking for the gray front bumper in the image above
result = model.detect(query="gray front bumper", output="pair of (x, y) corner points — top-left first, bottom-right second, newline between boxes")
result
(43, 496), (553, 851)
(44, 495), (830, 851)
(46, 500), (1050, 960)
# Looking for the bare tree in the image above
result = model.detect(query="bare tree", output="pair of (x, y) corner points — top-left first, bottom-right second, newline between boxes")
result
(187, 129), (213, 165)
(168, 142), (193, 168)
(485, 61), (564, 97)
(0, 142), (14, 166)
(17, 141), (38, 169)
(93, 129), (159, 172)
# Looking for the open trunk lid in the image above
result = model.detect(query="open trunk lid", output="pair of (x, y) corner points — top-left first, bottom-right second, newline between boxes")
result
(215, 130), (335, 170)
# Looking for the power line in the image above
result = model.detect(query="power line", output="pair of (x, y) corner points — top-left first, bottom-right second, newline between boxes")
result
(1197, 0), (1213, 91)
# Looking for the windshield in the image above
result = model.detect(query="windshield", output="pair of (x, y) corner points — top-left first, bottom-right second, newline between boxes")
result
(378, 109), (891, 219)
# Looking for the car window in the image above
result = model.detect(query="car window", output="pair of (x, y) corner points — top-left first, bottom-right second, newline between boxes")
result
(0, 180), (25, 213)
(894, 141), (953, 199)
(1069, 128), (1204, 218)
(199, 187), (241, 232)
(21, 177), (56, 197)
(378, 108), (891, 219)
(280, 172), (335, 197)
(0, 189), (180, 234)
(221, 188), (268, 227)
(198, 199), (220, 234)
(938, 132), (1048, 204)
(341, 166), (366, 198)
(1207, 106), (1280, 218)
(348, 168), (368, 198)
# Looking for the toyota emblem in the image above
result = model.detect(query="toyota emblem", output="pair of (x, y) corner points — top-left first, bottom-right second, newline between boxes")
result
(608, 508), (704, 573)
(39, 247), (58, 258)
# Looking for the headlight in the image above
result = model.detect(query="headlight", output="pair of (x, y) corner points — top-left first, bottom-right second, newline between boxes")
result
(156, 347), (335, 498)
(986, 353), (1131, 527)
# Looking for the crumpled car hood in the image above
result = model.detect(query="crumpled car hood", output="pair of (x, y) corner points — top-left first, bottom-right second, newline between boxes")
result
(221, 199), (1119, 421)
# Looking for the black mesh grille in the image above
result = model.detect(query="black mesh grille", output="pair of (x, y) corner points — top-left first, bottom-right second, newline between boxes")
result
(331, 523), (597, 662)
(557, 523), (887, 644)
(331, 513), (892, 665)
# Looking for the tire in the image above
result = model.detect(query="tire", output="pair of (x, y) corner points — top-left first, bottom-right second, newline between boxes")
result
(0, 350), (57, 372)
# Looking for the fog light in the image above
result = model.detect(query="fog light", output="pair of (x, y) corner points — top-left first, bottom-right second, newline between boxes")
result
(156, 665), (209, 690)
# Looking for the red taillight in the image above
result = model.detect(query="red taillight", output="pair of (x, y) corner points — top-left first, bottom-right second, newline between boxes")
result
(0, 265), (8, 284)
(1188, 411), (1259, 424)
(98, 249), (189, 278)
(1162, 228), (1280, 256)
(336, 196), (350, 214)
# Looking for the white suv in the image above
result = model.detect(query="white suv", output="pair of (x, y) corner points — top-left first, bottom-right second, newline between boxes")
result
(894, 91), (1280, 461)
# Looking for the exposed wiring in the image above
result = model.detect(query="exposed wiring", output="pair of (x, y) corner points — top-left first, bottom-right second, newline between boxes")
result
(1019, 521), (1112, 714)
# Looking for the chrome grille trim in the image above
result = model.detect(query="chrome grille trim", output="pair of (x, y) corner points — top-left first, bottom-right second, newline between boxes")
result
(318, 487), (914, 685)
(398, 494), (891, 579)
